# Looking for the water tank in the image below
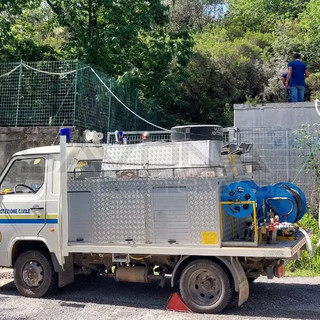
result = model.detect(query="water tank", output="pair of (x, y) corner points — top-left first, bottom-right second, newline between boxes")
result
(171, 125), (223, 142)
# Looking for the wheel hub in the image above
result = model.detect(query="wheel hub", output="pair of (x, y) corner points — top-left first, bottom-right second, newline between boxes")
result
(22, 261), (44, 287)
(190, 270), (221, 305)
(200, 277), (216, 292)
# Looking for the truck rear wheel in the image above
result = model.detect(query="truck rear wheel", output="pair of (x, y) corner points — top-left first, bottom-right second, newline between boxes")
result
(14, 250), (57, 298)
(179, 259), (234, 314)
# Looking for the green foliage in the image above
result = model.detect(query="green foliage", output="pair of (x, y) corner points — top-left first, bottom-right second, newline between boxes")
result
(0, 2), (63, 62)
(225, 0), (310, 33)
(40, 0), (194, 112)
(169, 0), (225, 32)
(174, 27), (274, 125)
(286, 213), (320, 275)
(245, 95), (264, 105)
(260, 57), (290, 102)
(306, 73), (320, 101)
(294, 124), (320, 185)
(271, 20), (303, 61)
(294, 124), (320, 215)
(298, 0), (320, 72)
(2, 0), (320, 128)
(1, 0), (193, 129)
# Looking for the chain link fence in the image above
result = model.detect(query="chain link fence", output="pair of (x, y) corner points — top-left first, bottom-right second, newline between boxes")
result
(238, 127), (316, 199)
(0, 61), (159, 133)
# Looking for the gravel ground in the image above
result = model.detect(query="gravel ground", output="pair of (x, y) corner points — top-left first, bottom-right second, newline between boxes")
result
(0, 271), (319, 320)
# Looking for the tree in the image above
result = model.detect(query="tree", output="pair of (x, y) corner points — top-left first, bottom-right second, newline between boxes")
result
(170, 0), (226, 32)
(3, 0), (320, 128)
(38, 1), (192, 92)
(2, 0), (193, 129)
(225, 0), (310, 33)
(298, 0), (320, 72)
(45, 0), (194, 125)
(0, 1), (64, 62)
(173, 27), (274, 126)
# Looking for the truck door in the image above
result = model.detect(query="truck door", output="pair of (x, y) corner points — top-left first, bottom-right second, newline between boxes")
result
(0, 156), (48, 247)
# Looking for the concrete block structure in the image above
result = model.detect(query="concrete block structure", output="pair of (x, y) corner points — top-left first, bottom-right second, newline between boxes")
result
(234, 102), (318, 129)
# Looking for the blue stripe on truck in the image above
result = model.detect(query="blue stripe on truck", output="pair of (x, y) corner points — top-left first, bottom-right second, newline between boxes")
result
(0, 219), (58, 224)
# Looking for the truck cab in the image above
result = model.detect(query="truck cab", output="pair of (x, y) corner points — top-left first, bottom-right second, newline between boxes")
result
(0, 146), (61, 267)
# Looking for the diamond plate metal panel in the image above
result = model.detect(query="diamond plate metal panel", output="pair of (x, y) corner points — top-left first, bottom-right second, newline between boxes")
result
(102, 140), (223, 172)
(68, 174), (241, 246)
(189, 178), (221, 244)
(68, 178), (152, 244)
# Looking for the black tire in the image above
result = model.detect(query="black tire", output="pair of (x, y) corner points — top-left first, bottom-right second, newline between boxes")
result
(179, 259), (234, 314)
(14, 250), (57, 298)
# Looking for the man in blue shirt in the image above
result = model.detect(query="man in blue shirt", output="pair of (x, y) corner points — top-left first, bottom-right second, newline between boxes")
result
(285, 53), (309, 102)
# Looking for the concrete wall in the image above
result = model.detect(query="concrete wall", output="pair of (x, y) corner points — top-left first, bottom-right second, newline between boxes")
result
(234, 102), (318, 129)
(0, 127), (82, 172)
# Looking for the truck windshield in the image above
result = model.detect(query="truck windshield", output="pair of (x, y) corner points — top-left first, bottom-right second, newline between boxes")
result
(0, 158), (45, 194)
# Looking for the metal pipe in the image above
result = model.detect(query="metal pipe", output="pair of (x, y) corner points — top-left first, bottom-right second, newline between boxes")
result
(312, 99), (320, 256)
(72, 60), (79, 126)
(299, 227), (312, 256)
(15, 62), (23, 126)
(311, 198), (320, 257)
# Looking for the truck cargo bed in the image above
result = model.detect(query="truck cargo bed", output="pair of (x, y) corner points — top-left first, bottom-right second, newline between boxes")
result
(66, 229), (310, 259)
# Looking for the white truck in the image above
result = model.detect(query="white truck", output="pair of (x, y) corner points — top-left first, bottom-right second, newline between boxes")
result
(0, 125), (312, 314)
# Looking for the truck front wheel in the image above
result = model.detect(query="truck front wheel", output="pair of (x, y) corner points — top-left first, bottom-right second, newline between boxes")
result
(180, 259), (234, 314)
(14, 250), (57, 298)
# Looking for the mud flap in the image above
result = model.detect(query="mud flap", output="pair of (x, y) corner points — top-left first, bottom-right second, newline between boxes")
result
(237, 278), (250, 306)
(231, 257), (249, 306)
(58, 255), (74, 287)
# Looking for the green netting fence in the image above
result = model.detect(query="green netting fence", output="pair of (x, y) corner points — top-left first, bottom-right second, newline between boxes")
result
(0, 60), (164, 133)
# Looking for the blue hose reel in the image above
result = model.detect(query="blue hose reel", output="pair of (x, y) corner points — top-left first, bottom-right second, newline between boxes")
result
(221, 181), (257, 218)
(221, 180), (307, 223)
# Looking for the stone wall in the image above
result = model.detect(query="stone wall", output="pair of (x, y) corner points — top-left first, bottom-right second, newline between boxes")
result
(0, 127), (82, 172)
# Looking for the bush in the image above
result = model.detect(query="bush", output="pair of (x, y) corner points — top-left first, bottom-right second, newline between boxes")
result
(286, 213), (320, 276)
(306, 72), (320, 101)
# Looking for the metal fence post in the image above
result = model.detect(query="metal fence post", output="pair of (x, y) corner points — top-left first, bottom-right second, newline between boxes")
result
(72, 61), (79, 126)
(286, 129), (290, 181)
(15, 62), (23, 126)
(107, 79), (112, 133)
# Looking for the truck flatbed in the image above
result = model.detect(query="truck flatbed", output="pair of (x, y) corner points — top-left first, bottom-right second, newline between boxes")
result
(67, 229), (310, 259)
